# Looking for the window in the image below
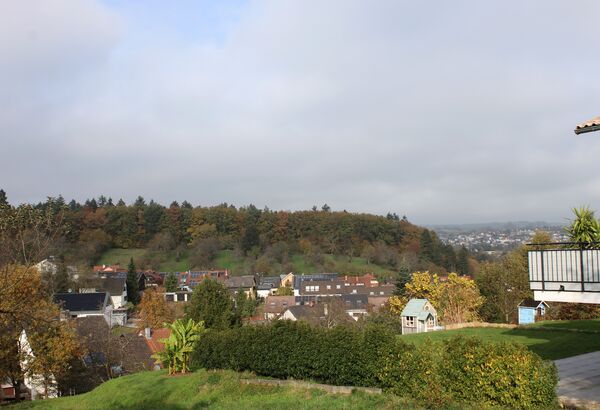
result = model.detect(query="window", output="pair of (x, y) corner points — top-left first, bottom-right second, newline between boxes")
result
(326, 285), (331, 290)
(427, 317), (434, 327)
(336, 285), (341, 289)
(405, 316), (415, 327)
(370, 291), (374, 295)
(379, 291), (384, 295)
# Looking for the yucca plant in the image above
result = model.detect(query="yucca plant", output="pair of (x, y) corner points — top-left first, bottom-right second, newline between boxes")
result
(152, 318), (205, 375)
(565, 206), (600, 247)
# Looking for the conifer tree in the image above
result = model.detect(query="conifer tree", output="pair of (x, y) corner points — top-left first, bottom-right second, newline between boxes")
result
(165, 272), (178, 292)
(126, 257), (140, 305)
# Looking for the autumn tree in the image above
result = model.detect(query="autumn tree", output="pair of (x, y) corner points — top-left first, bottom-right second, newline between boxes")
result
(388, 271), (483, 324)
(22, 319), (82, 398)
(438, 273), (484, 324)
(138, 288), (173, 329)
(476, 246), (531, 323)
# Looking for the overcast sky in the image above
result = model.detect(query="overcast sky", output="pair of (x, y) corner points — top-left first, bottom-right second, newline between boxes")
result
(2, 1), (600, 225)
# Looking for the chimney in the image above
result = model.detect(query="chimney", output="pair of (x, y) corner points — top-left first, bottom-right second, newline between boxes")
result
(145, 327), (152, 340)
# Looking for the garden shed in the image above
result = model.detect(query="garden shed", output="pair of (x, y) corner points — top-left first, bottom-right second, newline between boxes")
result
(517, 299), (548, 324)
(401, 298), (437, 334)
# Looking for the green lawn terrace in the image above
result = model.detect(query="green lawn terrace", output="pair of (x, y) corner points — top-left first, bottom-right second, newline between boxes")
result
(97, 248), (396, 277)
(401, 320), (600, 360)
(15, 369), (429, 410)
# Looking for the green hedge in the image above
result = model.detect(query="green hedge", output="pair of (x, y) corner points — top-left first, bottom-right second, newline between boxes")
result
(191, 322), (557, 408)
(192, 321), (394, 386)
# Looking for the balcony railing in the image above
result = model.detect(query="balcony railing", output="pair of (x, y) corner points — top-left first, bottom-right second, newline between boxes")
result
(528, 243), (600, 293)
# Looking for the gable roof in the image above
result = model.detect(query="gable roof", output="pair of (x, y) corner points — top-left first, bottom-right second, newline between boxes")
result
(55, 292), (109, 312)
(257, 276), (281, 290)
(575, 115), (600, 135)
(99, 277), (126, 295)
(401, 298), (436, 321)
(285, 304), (326, 321)
(293, 273), (338, 289)
(518, 299), (549, 308)
(342, 294), (369, 310)
(264, 296), (296, 313)
(226, 275), (256, 289)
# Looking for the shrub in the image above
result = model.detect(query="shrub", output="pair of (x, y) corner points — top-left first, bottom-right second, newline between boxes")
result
(191, 323), (557, 408)
(439, 336), (557, 409)
(191, 321), (395, 387)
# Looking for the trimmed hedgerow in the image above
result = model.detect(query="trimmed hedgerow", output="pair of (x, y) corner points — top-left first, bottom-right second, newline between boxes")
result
(191, 321), (394, 387)
(191, 322), (558, 408)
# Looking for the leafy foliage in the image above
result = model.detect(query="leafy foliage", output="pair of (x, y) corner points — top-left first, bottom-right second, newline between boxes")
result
(185, 279), (235, 330)
(388, 271), (483, 324)
(138, 288), (174, 329)
(565, 206), (600, 245)
(153, 319), (205, 375)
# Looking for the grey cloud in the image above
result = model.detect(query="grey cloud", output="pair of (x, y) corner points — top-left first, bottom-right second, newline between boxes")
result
(2, 0), (600, 223)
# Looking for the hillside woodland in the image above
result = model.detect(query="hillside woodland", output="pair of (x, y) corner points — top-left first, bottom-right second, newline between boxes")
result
(0, 191), (471, 277)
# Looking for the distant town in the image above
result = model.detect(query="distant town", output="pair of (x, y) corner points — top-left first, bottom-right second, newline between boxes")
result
(431, 222), (569, 254)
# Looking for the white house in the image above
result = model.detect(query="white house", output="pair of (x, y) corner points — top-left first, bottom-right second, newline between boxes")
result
(19, 330), (57, 400)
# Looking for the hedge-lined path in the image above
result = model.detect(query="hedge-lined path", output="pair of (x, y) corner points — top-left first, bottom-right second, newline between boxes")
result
(556, 351), (600, 408)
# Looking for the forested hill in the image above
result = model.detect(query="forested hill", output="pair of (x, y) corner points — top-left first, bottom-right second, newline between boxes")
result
(1, 192), (469, 276)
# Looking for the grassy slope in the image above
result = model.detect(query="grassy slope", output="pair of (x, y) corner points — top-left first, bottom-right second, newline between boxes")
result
(401, 324), (600, 360)
(17, 369), (421, 410)
(98, 248), (395, 276)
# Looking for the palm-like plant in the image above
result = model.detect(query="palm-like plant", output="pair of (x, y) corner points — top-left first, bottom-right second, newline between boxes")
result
(565, 206), (600, 247)
(152, 318), (205, 375)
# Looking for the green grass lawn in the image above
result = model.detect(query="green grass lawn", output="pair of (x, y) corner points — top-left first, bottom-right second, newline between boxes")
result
(98, 248), (396, 277)
(97, 248), (147, 267)
(16, 369), (423, 410)
(526, 319), (600, 332)
(401, 325), (600, 360)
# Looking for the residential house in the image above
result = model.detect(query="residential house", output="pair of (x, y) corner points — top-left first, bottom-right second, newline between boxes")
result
(34, 258), (57, 275)
(143, 327), (170, 370)
(98, 277), (127, 308)
(280, 272), (295, 288)
(299, 278), (377, 297)
(293, 273), (338, 295)
(256, 276), (282, 298)
(72, 317), (155, 393)
(263, 296), (296, 320)
(279, 304), (326, 323)
(93, 264), (127, 275)
(342, 273), (379, 287)
(100, 271), (147, 293)
(54, 292), (111, 319)
(225, 275), (256, 299)
(19, 330), (57, 400)
(517, 299), (549, 325)
(342, 294), (369, 320)
(368, 296), (390, 312)
(163, 291), (192, 303)
(143, 271), (163, 287)
(174, 270), (228, 289)
(401, 298), (437, 334)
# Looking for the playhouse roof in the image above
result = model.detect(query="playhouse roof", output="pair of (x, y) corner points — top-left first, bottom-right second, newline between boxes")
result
(401, 298), (436, 321)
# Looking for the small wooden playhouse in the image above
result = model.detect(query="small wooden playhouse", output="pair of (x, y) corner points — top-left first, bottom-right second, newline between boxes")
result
(517, 299), (548, 325)
(401, 298), (437, 334)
